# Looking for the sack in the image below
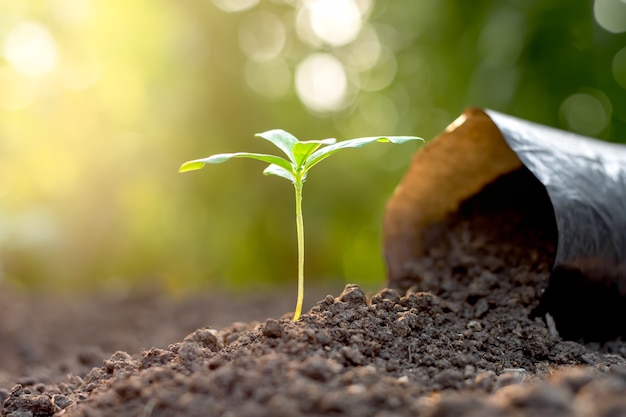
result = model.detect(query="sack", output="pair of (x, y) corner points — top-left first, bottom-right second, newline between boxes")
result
(384, 108), (626, 341)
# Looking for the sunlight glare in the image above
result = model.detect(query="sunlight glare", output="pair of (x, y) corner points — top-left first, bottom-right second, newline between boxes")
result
(239, 11), (286, 62)
(3, 22), (59, 77)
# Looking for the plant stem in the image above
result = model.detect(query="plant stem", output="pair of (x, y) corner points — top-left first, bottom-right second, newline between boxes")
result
(292, 178), (305, 321)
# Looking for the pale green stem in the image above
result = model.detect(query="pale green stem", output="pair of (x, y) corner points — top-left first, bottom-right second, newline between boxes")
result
(292, 178), (305, 321)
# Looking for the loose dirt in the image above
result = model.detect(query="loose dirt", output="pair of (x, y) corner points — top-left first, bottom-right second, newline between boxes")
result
(2, 167), (626, 417)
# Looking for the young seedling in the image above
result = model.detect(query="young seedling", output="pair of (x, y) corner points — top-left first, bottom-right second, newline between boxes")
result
(179, 129), (422, 321)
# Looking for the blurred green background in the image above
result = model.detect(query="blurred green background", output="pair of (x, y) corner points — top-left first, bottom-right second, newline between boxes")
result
(0, 0), (625, 296)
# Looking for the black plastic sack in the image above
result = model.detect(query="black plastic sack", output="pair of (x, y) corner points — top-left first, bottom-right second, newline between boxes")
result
(384, 108), (626, 341)
(486, 110), (626, 266)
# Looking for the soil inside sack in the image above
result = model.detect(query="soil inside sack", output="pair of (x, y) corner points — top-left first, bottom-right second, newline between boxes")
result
(395, 166), (557, 314)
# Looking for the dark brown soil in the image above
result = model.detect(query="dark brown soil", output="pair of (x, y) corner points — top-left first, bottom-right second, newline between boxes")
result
(3, 168), (626, 417)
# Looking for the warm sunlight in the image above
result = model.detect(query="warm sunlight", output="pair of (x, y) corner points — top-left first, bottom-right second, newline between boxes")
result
(3, 21), (58, 77)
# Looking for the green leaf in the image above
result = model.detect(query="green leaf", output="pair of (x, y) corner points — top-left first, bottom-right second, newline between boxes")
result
(179, 152), (293, 174)
(178, 160), (208, 173)
(305, 136), (423, 171)
(255, 129), (299, 163)
(291, 138), (336, 168)
(263, 164), (295, 182)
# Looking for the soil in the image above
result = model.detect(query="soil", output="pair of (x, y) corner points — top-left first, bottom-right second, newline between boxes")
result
(3, 167), (626, 417)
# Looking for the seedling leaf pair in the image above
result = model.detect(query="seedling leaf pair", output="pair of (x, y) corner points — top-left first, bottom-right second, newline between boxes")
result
(179, 129), (423, 321)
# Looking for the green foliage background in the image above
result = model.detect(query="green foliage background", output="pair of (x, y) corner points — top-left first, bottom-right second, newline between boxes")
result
(0, 0), (625, 295)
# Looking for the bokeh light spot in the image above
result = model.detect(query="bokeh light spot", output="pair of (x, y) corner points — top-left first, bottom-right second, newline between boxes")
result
(50, 0), (94, 26)
(359, 47), (397, 92)
(6, 208), (61, 249)
(594, 0), (626, 33)
(613, 47), (626, 89)
(341, 25), (381, 72)
(213, 0), (260, 13)
(560, 91), (612, 136)
(295, 53), (348, 113)
(238, 11), (286, 62)
(3, 22), (59, 77)
(245, 59), (291, 99)
(299, 0), (364, 47)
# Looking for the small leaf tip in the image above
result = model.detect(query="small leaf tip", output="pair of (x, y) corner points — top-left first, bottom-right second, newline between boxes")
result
(178, 161), (205, 173)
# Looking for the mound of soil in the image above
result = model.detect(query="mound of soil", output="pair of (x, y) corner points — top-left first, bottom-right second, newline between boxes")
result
(3, 283), (626, 417)
(3, 167), (626, 416)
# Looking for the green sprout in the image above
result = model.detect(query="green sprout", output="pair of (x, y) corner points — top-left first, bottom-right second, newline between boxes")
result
(179, 129), (423, 321)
